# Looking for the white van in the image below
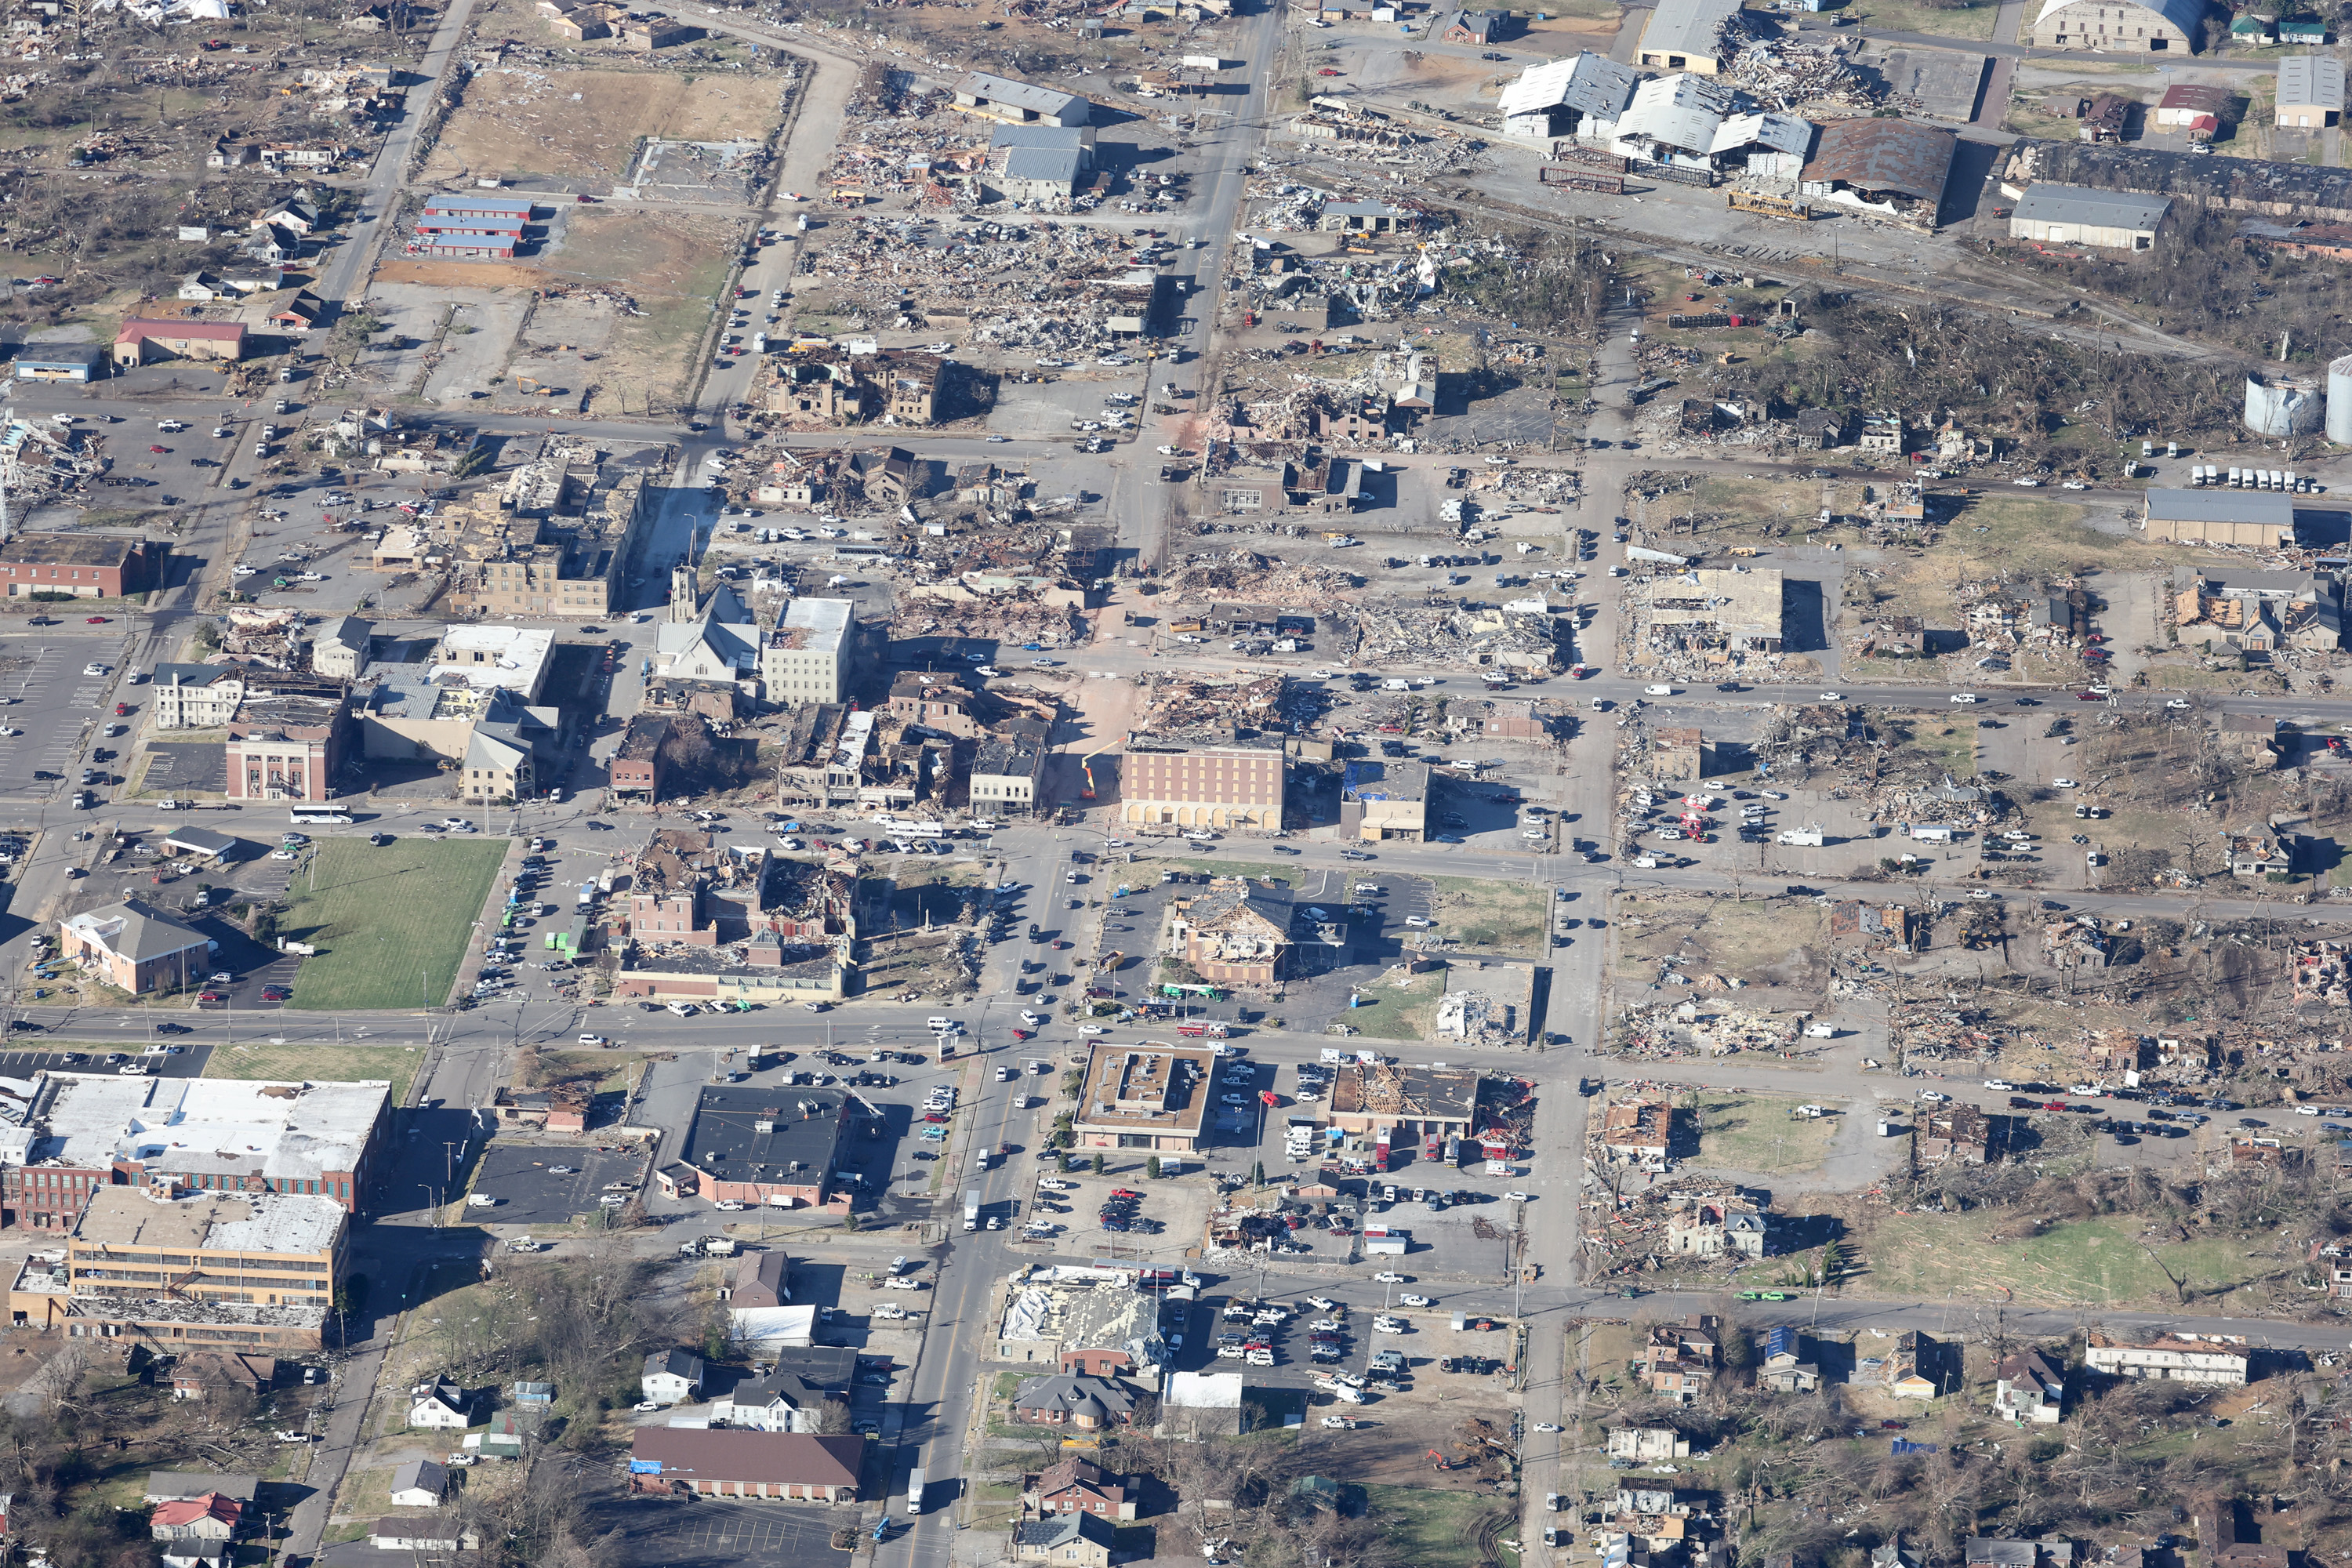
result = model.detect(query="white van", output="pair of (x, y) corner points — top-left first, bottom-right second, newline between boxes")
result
(1643, 684), (1674, 695)
(666, 1000), (698, 1017)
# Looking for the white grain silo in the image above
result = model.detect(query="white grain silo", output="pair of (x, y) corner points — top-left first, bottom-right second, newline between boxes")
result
(2328, 355), (2352, 445)
(2246, 372), (2324, 437)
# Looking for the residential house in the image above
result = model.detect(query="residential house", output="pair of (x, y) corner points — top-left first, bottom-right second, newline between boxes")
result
(162, 1543), (230, 1568)
(715, 1370), (842, 1434)
(1965, 1543), (2040, 1568)
(1877, 1330), (1938, 1399)
(1757, 1325), (1820, 1393)
(642, 1349), (705, 1406)
(368, 1521), (481, 1552)
(2083, 1331), (2249, 1385)
(1011, 1374), (1140, 1429)
(2202, 1502), (2292, 1568)
(463, 1410), (528, 1460)
(1015, 1512), (1117, 1567)
(1605, 1428), (1691, 1462)
(1993, 1350), (2065, 1424)
(731, 1251), (794, 1310)
(1643, 1314), (1720, 1402)
(150, 1496), (241, 1543)
(1024, 1456), (1139, 1520)
(1664, 1200), (1775, 1259)
(1918, 1102), (2001, 1165)
(408, 1379), (470, 1428)
(2226, 832), (2295, 877)
(1439, 8), (1504, 41)
(388, 1461), (448, 1509)
(169, 1352), (278, 1400)
(2218, 713), (2285, 768)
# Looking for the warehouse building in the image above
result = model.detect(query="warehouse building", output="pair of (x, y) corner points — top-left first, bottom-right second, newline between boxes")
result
(2008, 183), (2171, 249)
(2024, 0), (2207, 50)
(1800, 119), (1955, 223)
(1635, 0), (1745, 74)
(1496, 52), (1637, 140)
(2142, 488), (2296, 548)
(13, 344), (107, 382)
(950, 71), (1091, 127)
(2278, 54), (2345, 127)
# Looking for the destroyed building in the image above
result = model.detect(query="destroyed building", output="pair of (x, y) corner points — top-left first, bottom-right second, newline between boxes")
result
(1640, 568), (1787, 657)
(1166, 877), (1294, 988)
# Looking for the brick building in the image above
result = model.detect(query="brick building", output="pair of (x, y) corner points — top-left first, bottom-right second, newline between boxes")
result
(0, 535), (166, 599)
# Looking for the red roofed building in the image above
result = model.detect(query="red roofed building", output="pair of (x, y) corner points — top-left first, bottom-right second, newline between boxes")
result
(150, 1494), (242, 1542)
(113, 319), (247, 367)
(626, 1429), (865, 1501)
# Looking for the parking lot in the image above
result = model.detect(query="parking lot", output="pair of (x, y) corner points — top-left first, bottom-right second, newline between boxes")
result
(468, 1142), (649, 1227)
(0, 1043), (212, 1077)
(0, 637), (129, 797)
(1178, 1286), (1525, 1479)
(1014, 1171), (1218, 1262)
(593, 1496), (844, 1568)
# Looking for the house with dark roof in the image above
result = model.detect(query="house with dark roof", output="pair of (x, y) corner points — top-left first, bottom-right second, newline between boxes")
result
(1024, 1456), (1139, 1520)
(712, 1369), (841, 1433)
(1993, 1350), (2066, 1424)
(626, 1429), (865, 1501)
(1757, 1325), (1819, 1392)
(1011, 1374), (1141, 1429)
(388, 1461), (448, 1508)
(1439, 8), (1504, 42)
(145, 1475), (260, 1506)
(1014, 1512), (1117, 1566)
(641, 1348), (705, 1406)
(731, 1251), (793, 1309)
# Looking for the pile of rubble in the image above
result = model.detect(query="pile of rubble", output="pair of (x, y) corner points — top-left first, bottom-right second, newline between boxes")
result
(1337, 597), (1568, 676)
(1722, 35), (1887, 118)
(1605, 997), (1807, 1058)
(797, 205), (1167, 349)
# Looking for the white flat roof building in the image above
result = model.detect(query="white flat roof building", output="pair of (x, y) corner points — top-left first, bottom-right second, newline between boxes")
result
(28, 1074), (390, 1194)
(434, 624), (555, 701)
(764, 597), (858, 706)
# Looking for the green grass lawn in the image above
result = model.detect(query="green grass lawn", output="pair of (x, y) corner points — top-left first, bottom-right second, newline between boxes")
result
(1689, 1091), (1841, 1174)
(1858, 1210), (2286, 1308)
(1360, 1485), (1516, 1568)
(1345, 967), (1449, 1041)
(206, 1041), (421, 1104)
(1842, 0), (1999, 37)
(280, 838), (507, 1010)
(1427, 876), (1547, 955)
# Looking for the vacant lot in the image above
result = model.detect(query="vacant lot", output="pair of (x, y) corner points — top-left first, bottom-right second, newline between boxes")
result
(1348, 966), (1450, 1041)
(1359, 1485), (1516, 1568)
(281, 839), (507, 1011)
(1427, 876), (1546, 955)
(1857, 1210), (2283, 1308)
(205, 1041), (422, 1104)
(421, 69), (782, 186)
(1690, 1091), (1841, 1174)
(1613, 894), (1828, 990)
